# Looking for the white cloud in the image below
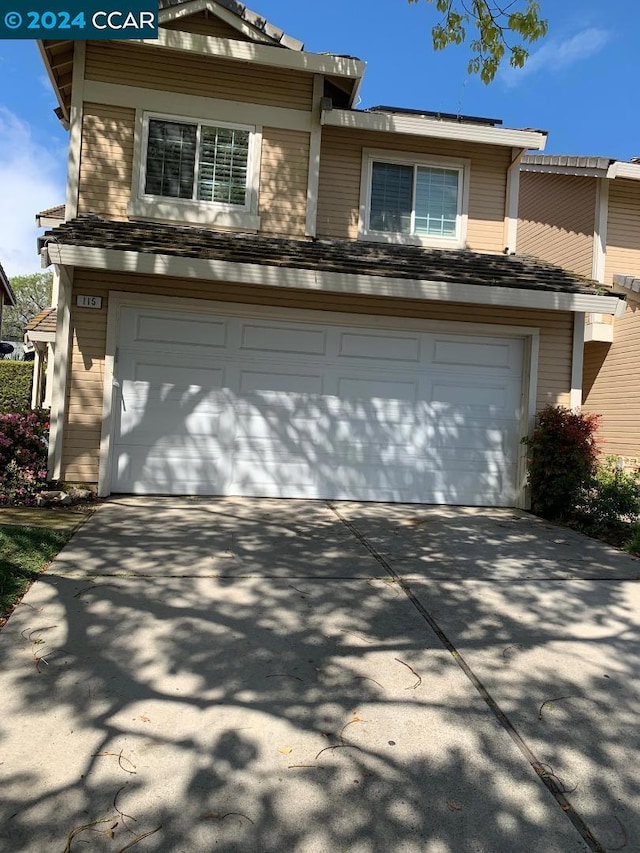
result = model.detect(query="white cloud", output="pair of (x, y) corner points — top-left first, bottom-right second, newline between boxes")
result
(501, 28), (612, 88)
(0, 107), (66, 277)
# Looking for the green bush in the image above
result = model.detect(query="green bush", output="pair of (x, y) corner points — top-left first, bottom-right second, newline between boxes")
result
(627, 523), (640, 557)
(0, 361), (33, 413)
(580, 457), (640, 532)
(523, 405), (600, 521)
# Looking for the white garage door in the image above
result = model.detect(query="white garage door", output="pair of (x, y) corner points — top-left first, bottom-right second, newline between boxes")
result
(110, 304), (525, 506)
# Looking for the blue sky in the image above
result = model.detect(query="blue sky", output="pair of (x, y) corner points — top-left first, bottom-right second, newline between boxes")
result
(0, 0), (635, 275)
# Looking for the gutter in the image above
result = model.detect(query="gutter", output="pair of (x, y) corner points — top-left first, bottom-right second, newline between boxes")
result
(40, 241), (626, 318)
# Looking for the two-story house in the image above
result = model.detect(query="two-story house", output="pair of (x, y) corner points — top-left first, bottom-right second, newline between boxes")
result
(34, 0), (624, 507)
(519, 155), (640, 468)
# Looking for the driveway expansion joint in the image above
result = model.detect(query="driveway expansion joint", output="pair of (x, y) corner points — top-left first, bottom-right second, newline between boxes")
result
(326, 500), (607, 853)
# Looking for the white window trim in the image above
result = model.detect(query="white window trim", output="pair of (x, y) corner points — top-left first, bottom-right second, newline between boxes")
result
(129, 110), (262, 230)
(358, 148), (470, 248)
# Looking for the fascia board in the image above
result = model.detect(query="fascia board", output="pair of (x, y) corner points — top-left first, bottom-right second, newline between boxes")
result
(37, 41), (70, 124)
(26, 330), (57, 343)
(321, 108), (547, 150)
(132, 29), (365, 80)
(607, 162), (640, 180)
(158, 0), (284, 48)
(43, 243), (624, 316)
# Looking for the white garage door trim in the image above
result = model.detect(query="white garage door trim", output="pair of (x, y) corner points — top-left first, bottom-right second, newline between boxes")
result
(98, 292), (540, 506)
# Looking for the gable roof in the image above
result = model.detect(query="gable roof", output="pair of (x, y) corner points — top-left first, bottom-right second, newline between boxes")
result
(158, 0), (304, 50)
(40, 1), (363, 123)
(0, 261), (16, 308)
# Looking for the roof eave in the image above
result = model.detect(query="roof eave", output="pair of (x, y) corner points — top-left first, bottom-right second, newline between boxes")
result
(134, 29), (365, 82)
(0, 275), (16, 307)
(321, 108), (547, 150)
(37, 40), (71, 126)
(607, 162), (640, 181)
(158, 0), (304, 51)
(41, 241), (622, 317)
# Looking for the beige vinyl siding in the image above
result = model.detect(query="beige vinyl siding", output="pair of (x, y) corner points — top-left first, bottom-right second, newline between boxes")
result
(84, 42), (313, 111)
(583, 292), (640, 461)
(77, 103), (135, 220)
(316, 126), (511, 252)
(605, 179), (640, 284)
(163, 11), (254, 40)
(76, 112), (309, 232)
(61, 268), (573, 483)
(259, 128), (310, 237)
(518, 172), (596, 278)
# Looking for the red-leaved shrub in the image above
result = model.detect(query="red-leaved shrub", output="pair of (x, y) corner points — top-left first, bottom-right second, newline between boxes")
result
(523, 405), (600, 520)
(0, 410), (50, 506)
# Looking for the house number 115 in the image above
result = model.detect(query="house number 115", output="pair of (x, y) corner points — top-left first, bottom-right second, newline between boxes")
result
(76, 295), (103, 309)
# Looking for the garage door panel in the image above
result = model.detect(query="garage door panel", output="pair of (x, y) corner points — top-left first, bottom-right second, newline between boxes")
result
(136, 315), (228, 349)
(431, 382), (511, 409)
(119, 308), (228, 348)
(125, 362), (226, 389)
(120, 383), (227, 415)
(238, 370), (324, 395)
(111, 305), (526, 505)
(337, 331), (421, 363)
(337, 377), (418, 402)
(114, 446), (230, 495)
(239, 323), (328, 355)
(433, 337), (513, 368)
(118, 413), (226, 444)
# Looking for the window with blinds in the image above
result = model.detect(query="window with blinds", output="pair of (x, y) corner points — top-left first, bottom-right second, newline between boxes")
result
(144, 117), (251, 207)
(361, 151), (466, 245)
(366, 156), (464, 242)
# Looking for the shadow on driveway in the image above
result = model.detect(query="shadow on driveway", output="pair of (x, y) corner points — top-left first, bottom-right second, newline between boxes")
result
(1, 498), (638, 852)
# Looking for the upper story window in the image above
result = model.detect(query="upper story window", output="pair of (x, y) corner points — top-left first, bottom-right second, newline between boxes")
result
(145, 118), (251, 208)
(359, 149), (470, 248)
(129, 112), (262, 230)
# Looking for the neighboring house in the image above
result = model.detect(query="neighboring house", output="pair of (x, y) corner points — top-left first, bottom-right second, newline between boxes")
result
(0, 261), (17, 343)
(519, 155), (640, 468)
(35, 0), (624, 507)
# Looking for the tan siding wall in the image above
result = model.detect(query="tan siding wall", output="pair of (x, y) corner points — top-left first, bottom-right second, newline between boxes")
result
(316, 126), (511, 252)
(61, 269), (573, 483)
(518, 172), (596, 278)
(76, 112), (310, 234)
(605, 179), (640, 284)
(259, 128), (310, 237)
(84, 42), (313, 110)
(163, 12), (254, 40)
(78, 103), (135, 220)
(583, 292), (640, 461)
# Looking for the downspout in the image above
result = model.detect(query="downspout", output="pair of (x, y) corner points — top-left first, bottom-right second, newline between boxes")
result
(504, 147), (527, 254)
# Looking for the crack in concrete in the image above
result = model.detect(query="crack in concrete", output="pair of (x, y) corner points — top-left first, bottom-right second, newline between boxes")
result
(327, 500), (607, 853)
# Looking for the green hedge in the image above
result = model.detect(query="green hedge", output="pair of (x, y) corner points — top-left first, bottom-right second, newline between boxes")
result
(0, 361), (33, 413)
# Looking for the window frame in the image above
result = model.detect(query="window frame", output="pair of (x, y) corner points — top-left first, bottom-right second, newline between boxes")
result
(358, 148), (470, 248)
(129, 110), (262, 230)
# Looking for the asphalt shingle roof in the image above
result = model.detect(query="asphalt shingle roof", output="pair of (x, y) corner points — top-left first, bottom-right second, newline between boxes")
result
(37, 204), (65, 221)
(26, 307), (57, 335)
(41, 216), (612, 298)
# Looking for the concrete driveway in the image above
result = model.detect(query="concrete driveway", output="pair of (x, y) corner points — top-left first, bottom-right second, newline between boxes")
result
(1, 498), (639, 852)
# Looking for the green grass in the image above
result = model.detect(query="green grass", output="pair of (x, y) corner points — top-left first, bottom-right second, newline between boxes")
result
(0, 526), (71, 622)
